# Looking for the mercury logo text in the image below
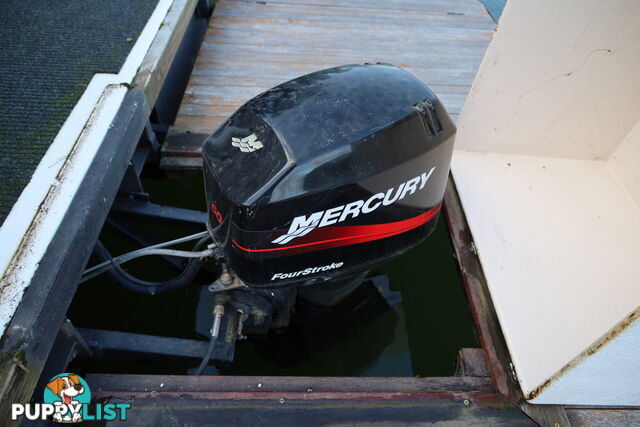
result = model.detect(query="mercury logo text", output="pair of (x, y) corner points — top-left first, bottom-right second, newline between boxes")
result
(272, 167), (435, 244)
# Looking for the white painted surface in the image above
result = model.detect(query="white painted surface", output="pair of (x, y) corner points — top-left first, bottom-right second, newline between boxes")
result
(610, 120), (640, 208)
(453, 0), (640, 404)
(452, 152), (640, 399)
(0, 0), (175, 336)
(456, 0), (640, 160)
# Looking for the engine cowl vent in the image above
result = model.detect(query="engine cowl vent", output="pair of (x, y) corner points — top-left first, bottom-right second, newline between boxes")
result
(414, 99), (443, 140)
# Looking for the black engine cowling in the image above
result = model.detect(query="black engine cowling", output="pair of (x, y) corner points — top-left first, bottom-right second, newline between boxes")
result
(202, 63), (455, 289)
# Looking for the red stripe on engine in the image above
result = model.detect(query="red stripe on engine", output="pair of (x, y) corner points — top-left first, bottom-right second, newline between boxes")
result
(232, 203), (442, 254)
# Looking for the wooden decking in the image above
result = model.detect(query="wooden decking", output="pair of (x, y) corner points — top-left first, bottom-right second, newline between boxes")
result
(162, 0), (495, 168)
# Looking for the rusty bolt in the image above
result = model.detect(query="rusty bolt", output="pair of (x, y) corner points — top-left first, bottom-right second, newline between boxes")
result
(126, 37), (134, 42)
(279, 397), (285, 404)
(554, 424), (560, 427)
(463, 399), (470, 406)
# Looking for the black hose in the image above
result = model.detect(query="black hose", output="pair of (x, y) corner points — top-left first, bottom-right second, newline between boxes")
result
(92, 235), (210, 295)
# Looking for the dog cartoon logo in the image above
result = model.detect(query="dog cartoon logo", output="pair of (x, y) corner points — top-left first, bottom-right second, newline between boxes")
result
(12, 372), (129, 422)
(43, 373), (91, 423)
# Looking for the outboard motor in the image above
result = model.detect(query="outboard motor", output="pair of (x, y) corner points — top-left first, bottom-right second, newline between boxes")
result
(197, 63), (455, 367)
(203, 63), (454, 288)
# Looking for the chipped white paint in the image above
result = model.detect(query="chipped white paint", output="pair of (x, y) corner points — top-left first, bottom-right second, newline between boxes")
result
(0, 0), (175, 336)
(453, 0), (640, 405)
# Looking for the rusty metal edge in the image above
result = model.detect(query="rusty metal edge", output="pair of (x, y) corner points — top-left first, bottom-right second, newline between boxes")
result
(527, 306), (640, 401)
(442, 174), (522, 400)
(86, 378), (534, 426)
(87, 374), (514, 411)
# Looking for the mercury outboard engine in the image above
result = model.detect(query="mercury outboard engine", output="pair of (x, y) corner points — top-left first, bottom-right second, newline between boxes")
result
(198, 63), (455, 367)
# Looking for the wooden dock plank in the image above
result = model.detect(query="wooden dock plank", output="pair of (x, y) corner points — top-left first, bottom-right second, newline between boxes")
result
(165, 0), (494, 168)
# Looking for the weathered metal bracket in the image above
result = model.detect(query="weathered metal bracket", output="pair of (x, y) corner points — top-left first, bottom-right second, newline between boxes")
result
(77, 325), (237, 365)
(110, 199), (207, 227)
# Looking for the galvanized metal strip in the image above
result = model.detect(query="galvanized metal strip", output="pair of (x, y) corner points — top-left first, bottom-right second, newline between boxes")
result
(87, 374), (494, 394)
(135, 0), (199, 107)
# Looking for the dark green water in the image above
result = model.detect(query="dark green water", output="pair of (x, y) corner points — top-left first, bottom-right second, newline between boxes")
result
(68, 171), (477, 377)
